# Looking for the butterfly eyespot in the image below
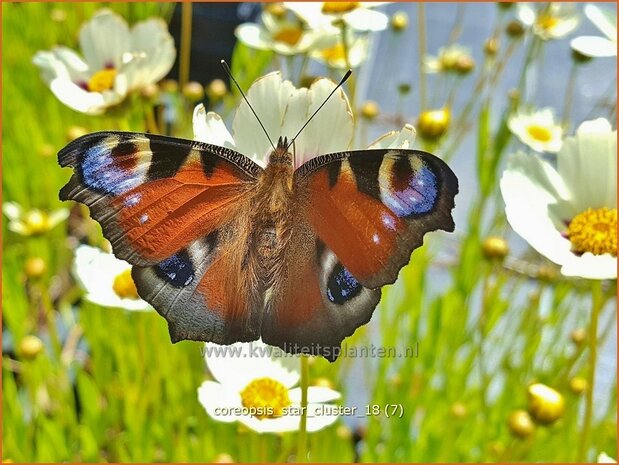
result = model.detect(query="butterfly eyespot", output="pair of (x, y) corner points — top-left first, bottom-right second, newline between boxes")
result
(326, 262), (362, 305)
(380, 160), (438, 218)
(155, 251), (194, 287)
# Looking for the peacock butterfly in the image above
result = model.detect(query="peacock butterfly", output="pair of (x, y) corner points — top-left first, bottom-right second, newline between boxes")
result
(58, 71), (458, 362)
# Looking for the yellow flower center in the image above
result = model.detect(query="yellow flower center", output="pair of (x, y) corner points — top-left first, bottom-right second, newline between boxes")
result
(273, 27), (303, 46)
(526, 124), (553, 142)
(537, 15), (560, 31)
(320, 43), (346, 62)
(322, 2), (360, 14)
(112, 269), (140, 299)
(240, 377), (291, 419)
(24, 210), (49, 235)
(567, 207), (617, 256)
(87, 68), (117, 92)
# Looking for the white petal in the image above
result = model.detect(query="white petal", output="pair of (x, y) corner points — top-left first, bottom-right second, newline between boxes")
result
(79, 10), (131, 70)
(560, 252), (617, 280)
(369, 124), (417, 149)
(344, 8), (388, 31)
(48, 78), (120, 115)
(235, 23), (273, 51)
(598, 452), (618, 463)
(192, 105), (235, 148)
(197, 381), (243, 423)
(517, 4), (536, 26)
(204, 340), (300, 389)
(571, 36), (617, 58)
(558, 118), (617, 211)
(288, 386), (341, 403)
(2, 202), (22, 221)
(238, 410), (303, 433)
(129, 18), (176, 88)
(585, 4), (617, 41)
(305, 403), (340, 432)
(47, 209), (70, 228)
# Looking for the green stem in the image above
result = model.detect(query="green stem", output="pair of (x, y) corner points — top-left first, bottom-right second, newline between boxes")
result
(577, 280), (604, 461)
(338, 21), (356, 106)
(296, 355), (309, 463)
(417, 2), (427, 111)
(179, 2), (193, 90)
(561, 63), (578, 128)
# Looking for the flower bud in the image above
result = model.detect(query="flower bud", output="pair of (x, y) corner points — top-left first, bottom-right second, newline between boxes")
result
(214, 453), (234, 463)
(496, 2), (514, 10)
(361, 100), (380, 120)
(450, 401), (467, 418)
(481, 236), (509, 260)
(570, 328), (586, 345)
(50, 8), (67, 22)
(160, 79), (179, 93)
(484, 38), (500, 56)
(507, 409), (535, 438)
(391, 11), (409, 32)
(454, 55), (475, 75)
(183, 81), (205, 102)
(19, 335), (44, 360)
(569, 377), (588, 395)
(398, 83), (411, 95)
(39, 144), (55, 158)
(206, 79), (228, 101)
(24, 257), (46, 279)
(66, 126), (88, 141)
(336, 424), (353, 440)
(506, 20), (525, 39)
(417, 108), (450, 141)
(527, 383), (565, 424)
(264, 3), (287, 19)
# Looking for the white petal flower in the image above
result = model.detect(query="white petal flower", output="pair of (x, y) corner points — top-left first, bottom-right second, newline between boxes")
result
(517, 3), (580, 40)
(508, 108), (564, 153)
(309, 31), (369, 69)
(285, 2), (389, 32)
(369, 124), (417, 149)
(2, 202), (69, 236)
(501, 118), (617, 280)
(33, 9), (175, 114)
(73, 245), (151, 311)
(571, 4), (617, 58)
(198, 340), (341, 433)
(599, 452), (617, 463)
(192, 71), (354, 168)
(423, 44), (474, 74)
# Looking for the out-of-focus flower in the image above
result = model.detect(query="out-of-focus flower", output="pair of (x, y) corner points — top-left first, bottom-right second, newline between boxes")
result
(481, 236), (510, 260)
(309, 31), (369, 69)
(568, 376), (588, 395)
(508, 108), (563, 153)
(527, 383), (565, 424)
(182, 81), (205, 102)
(417, 108), (450, 141)
(360, 100), (380, 120)
(571, 4), (617, 58)
(570, 328), (587, 345)
(192, 71), (354, 168)
(213, 453), (235, 463)
(599, 453), (617, 463)
(73, 245), (151, 311)
(19, 335), (44, 360)
(198, 340), (341, 433)
(3, 202), (69, 236)
(285, 2), (389, 32)
(507, 409), (535, 438)
(33, 9), (175, 115)
(501, 118), (617, 280)
(206, 79), (228, 101)
(391, 11), (409, 32)
(517, 3), (580, 40)
(236, 11), (320, 55)
(506, 20), (526, 39)
(24, 257), (47, 279)
(484, 38), (500, 56)
(424, 44), (475, 75)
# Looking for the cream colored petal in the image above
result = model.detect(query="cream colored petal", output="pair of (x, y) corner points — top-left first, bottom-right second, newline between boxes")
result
(48, 78), (120, 115)
(47, 209), (70, 228)
(235, 23), (273, 51)
(129, 18), (176, 88)
(571, 36), (617, 57)
(517, 4), (536, 26)
(344, 8), (388, 31)
(197, 381), (242, 423)
(585, 4), (617, 41)
(305, 403), (340, 432)
(2, 202), (22, 221)
(238, 409), (303, 433)
(79, 10), (131, 70)
(369, 124), (417, 149)
(192, 105), (236, 148)
(560, 252), (617, 280)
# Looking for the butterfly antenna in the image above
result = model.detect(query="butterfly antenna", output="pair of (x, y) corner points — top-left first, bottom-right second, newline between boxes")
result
(220, 60), (276, 151)
(285, 69), (352, 152)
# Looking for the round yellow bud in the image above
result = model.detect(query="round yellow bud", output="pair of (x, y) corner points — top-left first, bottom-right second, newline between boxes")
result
(19, 335), (44, 360)
(213, 453), (234, 463)
(570, 328), (587, 345)
(312, 377), (334, 389)
(38, 144), (55, 158)
(160, 79), (179, 93)
(481, 236), (509, 260)
(569, 377), (588, 395)
(66, 126), (88, 142)
(527, 383), (565, 424)
(450, 401), (467, 418)
(484, 38), (500, 56)
(50, 8), (67, 22)
(454, 55), (475, 75)
(183, 81), (205, 102)
(336, 424), (353, 440)
(25, 257), (47, 279)
(416, 108), (450, 141)
(506, 20), (525, 39)
(206, 79), (228, 101)
(391, 11), (409, 32)
(507, 409), (535, 438)
(361, 100), (380, 120)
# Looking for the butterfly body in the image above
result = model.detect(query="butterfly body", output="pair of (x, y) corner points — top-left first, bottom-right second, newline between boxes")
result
(59, 131), (458, 361)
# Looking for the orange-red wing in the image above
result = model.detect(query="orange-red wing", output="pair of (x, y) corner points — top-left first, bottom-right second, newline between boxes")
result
(59, 132), (262, 266)
(296, 149), (458, 289)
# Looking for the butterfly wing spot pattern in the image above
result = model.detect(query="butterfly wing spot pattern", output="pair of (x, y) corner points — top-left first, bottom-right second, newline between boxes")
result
(59, 132), (458, 361)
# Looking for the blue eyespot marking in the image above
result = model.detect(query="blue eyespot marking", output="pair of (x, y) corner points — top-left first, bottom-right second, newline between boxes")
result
(124, 193), (142, 207)
(327, 263), (362, 305)
(155, 252), (194, 287)
(81, 143), (142, 196)
(383, 165), (438, 217)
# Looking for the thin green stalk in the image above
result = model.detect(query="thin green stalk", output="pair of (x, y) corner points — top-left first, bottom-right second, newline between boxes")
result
(561, 62), (579, 128)
(577, 280), (604, 461)
(339, 21), (356, 106)
(179, 2), (193, 90)
(296, 355), (309, 463)
(417, 3), (427, 111)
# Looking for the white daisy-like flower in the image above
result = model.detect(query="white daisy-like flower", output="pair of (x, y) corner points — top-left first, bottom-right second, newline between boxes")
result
(517, 3), (580, 40)
(309, 31), (369, 69)
(235, 11), (320, 56)
(193, 71), (354, 168)
(198, 340), (341, 433)
(599, 452), (617, 463)
(73, 244), (151, 311)
(501, 118), (617, 280)
(423, 44), (474, 74)
(368, 123), (417, 149)
(3, 202), (69, 236)
(571, 4), (617, 58)
(285, 2), (389, 32)
(508, 108), (564, 154)
(33, 9), (175, 115)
